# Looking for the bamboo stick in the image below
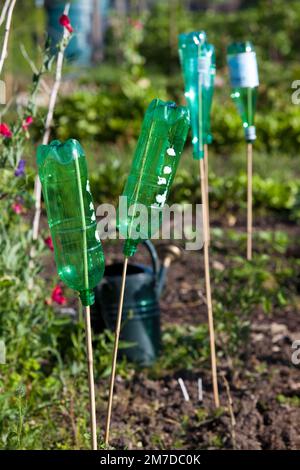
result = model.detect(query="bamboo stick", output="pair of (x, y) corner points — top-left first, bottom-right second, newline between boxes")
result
(199, 158), (220, 408)
(0, 0), (11, 28)
(104, 256), (129, 446)
(247, 142), (253, 261)
(74, 141), (98, 450)
(84, 305), (97, 450)
(0, 0), (16, 76)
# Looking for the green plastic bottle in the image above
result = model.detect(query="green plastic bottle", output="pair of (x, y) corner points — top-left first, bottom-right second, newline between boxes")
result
(227, 41), (259, 142)
(118, 99), (190, 257)
(37, 139), (105, 306)
(178, 31), (215, 158)
(205, 43), (216, 145)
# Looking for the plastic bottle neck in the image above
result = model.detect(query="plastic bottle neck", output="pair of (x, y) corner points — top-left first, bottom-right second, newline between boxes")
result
(79, 289), (95, 307)
(123, 239), (139, 258)
(244, 125), (256, 142)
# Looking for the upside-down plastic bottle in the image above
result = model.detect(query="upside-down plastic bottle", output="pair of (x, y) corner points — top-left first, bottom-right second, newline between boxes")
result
(227, 41), (259, 142)
(118, 99), (190, 258)
(37, 139), (105, 306)
(178, 31), (215, 157)
(205, 43), (216, 145)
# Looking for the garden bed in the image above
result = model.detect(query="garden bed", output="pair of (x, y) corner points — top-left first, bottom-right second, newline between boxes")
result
(93, 221), (300, 450)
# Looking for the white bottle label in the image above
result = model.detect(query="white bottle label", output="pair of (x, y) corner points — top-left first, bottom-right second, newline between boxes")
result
(228, 51), (259, 88)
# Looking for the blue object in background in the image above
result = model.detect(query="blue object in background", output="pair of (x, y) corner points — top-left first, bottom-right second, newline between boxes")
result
(45, 0), (110, 66)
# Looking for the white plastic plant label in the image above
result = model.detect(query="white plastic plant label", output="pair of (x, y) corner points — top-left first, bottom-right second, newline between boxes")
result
(228, 51), (259, 88)
(198, 56), (211, 87)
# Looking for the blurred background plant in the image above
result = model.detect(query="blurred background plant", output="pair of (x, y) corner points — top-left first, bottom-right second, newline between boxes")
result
(4, 0), (300, 156)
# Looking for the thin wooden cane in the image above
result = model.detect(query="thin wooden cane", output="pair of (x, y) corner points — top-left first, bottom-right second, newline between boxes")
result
(204, 143), (210, 245)
(74, 153), (98, 450)
(84, 305), (97, 450)
(247, 143), (253, 261)
(199, 159), (220, 408)
(38, 156), (98, 450)
(105, 256), (129, 446)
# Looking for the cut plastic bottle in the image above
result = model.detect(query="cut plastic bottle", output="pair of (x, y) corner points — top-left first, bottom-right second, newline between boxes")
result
(37, 139), (105, 306)
(178, 31), (215, 158)
(205, 43), (216, 145)
(118, 98), (190, 258)
(227, 41), (259, 142)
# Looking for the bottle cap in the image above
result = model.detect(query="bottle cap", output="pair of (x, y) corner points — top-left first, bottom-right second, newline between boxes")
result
(123, 239), (139, 258)
(79, 289), (95, 307)
(245, 125), (256, 142)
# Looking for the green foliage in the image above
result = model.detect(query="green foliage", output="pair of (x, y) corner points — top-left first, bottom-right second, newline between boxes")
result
(54, 13), (167, 144)
(50, 0), (297, 154)
(213, 254), (289, 356)
(54, 90), (145, 142)
(157, 324), (210, 372)
(140, 0), (300, 72)
(208, 172), (300, 217)
(51, 73), (300, 155)
(276, 394), (300, 407)
(87, 152), (300, 221)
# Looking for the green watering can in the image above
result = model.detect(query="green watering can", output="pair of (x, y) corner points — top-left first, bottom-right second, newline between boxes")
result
(93, 241), (181, 366)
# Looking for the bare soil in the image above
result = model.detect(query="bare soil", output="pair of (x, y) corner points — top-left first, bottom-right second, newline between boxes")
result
(94, 222), (300, 450)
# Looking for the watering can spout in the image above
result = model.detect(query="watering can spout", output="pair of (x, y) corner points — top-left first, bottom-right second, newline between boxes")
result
(157, 244), (182, 298)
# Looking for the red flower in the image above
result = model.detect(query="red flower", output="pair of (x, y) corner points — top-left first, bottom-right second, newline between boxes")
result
(59, 14), (73, 33)
(44, 236), (54, 252)
(22, 116), (33, 131)
(51, 285), (67, 305)
(12, 202), (23, 214)
(0, 123), (12, 138)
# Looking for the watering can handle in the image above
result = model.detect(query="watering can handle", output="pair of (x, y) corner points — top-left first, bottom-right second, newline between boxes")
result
(142, 240), (160, 279)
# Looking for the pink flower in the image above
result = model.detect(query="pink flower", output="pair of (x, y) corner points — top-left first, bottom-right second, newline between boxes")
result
(44, 236), (54, 252)
(12, 202), (23, 214)
(59, 14), (73, 33)
(22, 116), (33, 131)
(129, 19), (143, 30)
(0, 123), (12, 138)
(51, 285), (67, 305)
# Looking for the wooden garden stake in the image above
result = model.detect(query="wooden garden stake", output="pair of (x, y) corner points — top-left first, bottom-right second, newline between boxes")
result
(74, 145), (98, 451)
(0, 0), (11, 28)
(247, 143), (253, 261)
(199, 159), (220, 408)
(105, 256), (129, 446)
(0, 0), (17, 75)
(84, 305), (97, 450)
